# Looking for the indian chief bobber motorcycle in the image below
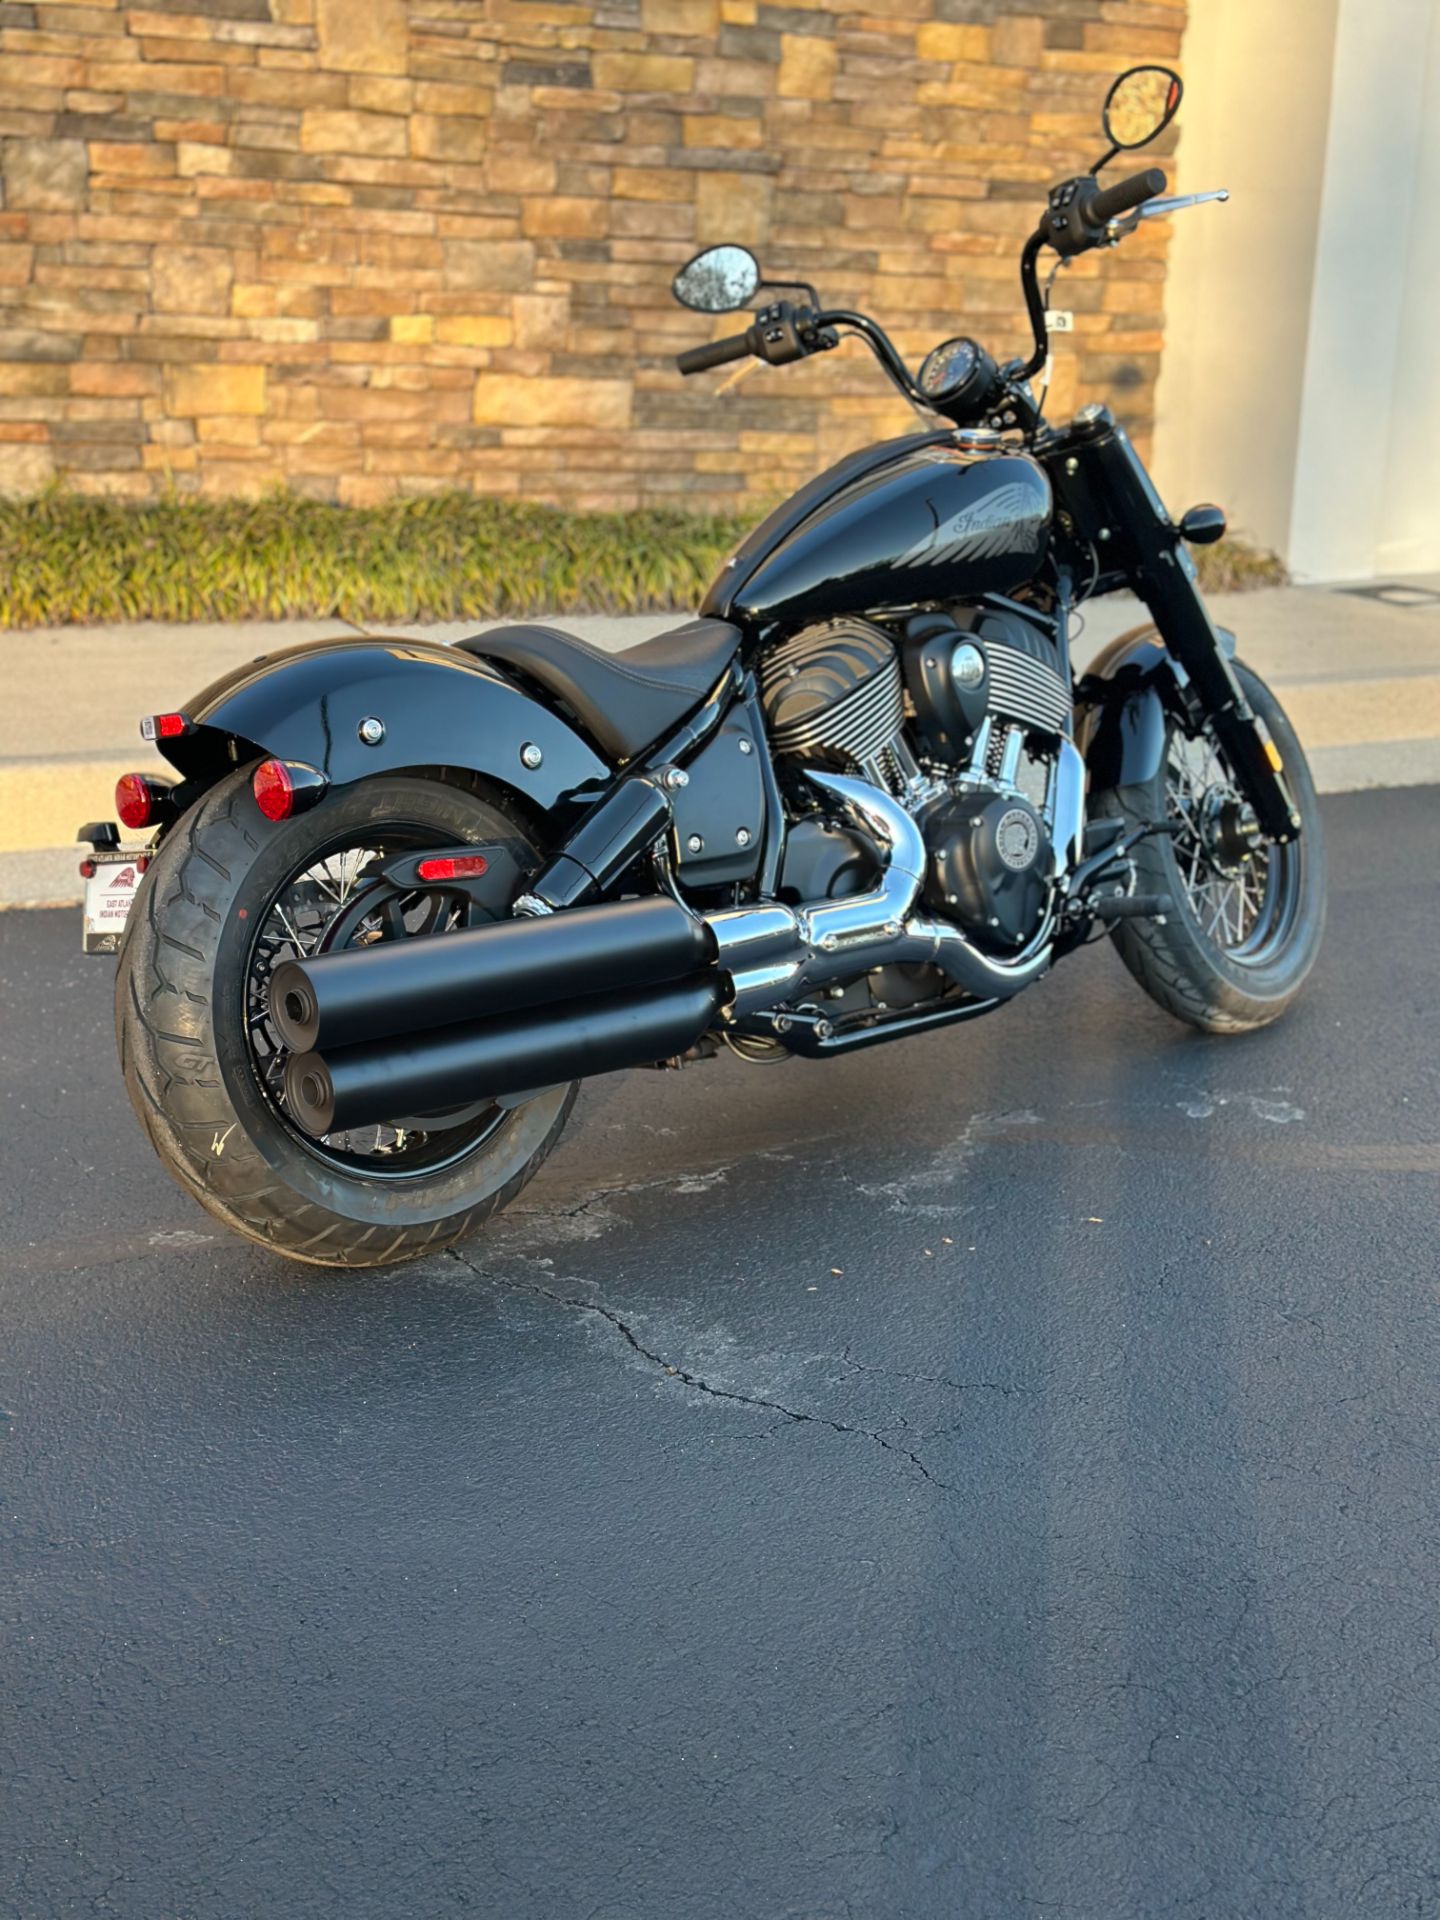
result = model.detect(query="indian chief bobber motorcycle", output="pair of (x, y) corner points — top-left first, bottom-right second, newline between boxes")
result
(91, 66), (1325, 1266)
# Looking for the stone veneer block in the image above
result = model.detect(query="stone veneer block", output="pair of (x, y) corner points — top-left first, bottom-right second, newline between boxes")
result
(2, 138), (89, 211)
(315, 0), (408, 76)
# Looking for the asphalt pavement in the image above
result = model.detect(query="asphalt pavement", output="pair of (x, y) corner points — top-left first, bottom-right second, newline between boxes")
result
(3, 785), (1438, 1920)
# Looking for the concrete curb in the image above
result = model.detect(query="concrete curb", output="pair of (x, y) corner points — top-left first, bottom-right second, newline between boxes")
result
(7, 688), (1436, 913)
(2, 756), (156, 859)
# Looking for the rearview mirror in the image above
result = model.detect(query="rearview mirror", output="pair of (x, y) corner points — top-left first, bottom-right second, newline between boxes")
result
(1102, 65), (1183, 152)
(672, 245), (761, 314)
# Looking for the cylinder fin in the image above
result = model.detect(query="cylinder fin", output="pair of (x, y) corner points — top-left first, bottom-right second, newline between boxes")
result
(759, 620), (904, 769)
(982, 635), (1071, 737)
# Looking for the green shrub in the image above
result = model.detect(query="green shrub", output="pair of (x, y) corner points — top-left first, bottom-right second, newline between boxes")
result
(0, 486), (1283, 629)
(0, 488), (754, 629)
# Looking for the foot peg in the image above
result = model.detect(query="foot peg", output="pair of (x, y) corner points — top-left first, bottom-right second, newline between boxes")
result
(1093, 891), (1175, 921)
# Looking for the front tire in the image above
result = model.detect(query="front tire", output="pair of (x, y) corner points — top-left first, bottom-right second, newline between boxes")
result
(1093, 660), (1326, 1033)
(116, 768), (576, 1267)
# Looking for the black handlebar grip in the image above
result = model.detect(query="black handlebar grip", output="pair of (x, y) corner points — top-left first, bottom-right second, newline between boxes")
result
(1085, 166), (1167, 226)
(675, 329), (754, 376)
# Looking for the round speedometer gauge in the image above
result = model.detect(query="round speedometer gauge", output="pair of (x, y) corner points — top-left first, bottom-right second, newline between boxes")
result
(917, 335), (999, 417)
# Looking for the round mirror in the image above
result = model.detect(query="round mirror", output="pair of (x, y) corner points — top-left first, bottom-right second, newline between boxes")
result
(671, 245), (761, 314)
(1102, 65), (1183, 150)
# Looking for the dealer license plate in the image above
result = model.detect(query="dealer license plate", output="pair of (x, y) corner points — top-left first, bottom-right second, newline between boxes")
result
(82, 850), (146, 954)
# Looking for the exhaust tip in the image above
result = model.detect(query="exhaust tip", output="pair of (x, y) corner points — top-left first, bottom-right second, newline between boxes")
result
(269, 960), (320, 1053)
(283, 1051), (336, 1138)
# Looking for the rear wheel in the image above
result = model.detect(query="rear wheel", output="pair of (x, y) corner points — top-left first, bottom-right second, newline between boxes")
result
(116, 769), (575, 1267)
(1094, 660), (1326, 1033)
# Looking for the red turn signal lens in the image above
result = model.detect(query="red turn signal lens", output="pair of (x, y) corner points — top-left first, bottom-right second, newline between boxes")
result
(115, 772), (165, 830)
(415, 854), (489, 883)
(78, 857), (97, 879)
(140, 712), (189, 742)
(251, 759), (327, 823)
(252, 758), (295, 822)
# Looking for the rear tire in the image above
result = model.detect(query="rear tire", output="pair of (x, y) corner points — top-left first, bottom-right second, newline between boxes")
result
(116, 768), (576, 1268)
(1093, 660), (1326, 1033)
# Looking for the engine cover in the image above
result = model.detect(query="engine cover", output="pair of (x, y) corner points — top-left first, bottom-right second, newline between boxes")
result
(759, 619), (903, 770)
(924, 790), (1051, 952)
(901, 608), (1070, 766)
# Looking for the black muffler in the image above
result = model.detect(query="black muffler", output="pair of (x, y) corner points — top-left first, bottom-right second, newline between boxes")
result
(270, 895), (717, 1054)
(283, 973), (726, 1138)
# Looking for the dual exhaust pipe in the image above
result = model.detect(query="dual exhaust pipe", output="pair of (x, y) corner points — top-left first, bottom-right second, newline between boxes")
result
(273, 775), (1052, 1138)
(272, 897), (725, 1136)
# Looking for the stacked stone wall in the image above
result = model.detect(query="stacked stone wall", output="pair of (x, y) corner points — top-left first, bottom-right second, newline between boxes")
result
(0, 0), (1184, 506)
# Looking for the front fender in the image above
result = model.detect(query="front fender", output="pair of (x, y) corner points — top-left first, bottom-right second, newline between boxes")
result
(157, 635), (611, 815)
(1076, 621), (1237, 792)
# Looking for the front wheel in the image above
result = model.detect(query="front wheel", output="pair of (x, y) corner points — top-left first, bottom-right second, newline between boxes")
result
(1093, 660), (1326, 1033)
(116, 768), (576, 1267)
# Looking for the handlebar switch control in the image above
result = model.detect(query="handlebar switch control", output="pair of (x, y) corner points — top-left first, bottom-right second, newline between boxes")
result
(1044, 176), (1094, 256)
(753, 300), (813, 367)
(1042, 167), (1167, 258)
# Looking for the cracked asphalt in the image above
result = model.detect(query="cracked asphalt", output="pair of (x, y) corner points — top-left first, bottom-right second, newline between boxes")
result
(4, 785), (1438, 1920)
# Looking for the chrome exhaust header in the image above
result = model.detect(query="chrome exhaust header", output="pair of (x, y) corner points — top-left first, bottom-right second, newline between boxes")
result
(705, 771), (1053, 1016)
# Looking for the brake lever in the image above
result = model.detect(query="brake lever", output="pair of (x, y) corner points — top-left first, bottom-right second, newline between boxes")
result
(1123, 187), (1230, 230)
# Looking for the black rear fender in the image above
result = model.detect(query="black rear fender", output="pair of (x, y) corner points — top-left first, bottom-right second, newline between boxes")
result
(154, 635), (612, 821)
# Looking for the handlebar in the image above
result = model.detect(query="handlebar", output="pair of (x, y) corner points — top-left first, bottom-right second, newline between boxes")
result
(674, 160), (1175, 408)
(676, 328), (754, 376)
(1082, 166), (1167, 228)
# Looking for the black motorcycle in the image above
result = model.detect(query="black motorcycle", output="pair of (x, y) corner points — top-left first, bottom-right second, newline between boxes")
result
(93, 65), (1324, 1266)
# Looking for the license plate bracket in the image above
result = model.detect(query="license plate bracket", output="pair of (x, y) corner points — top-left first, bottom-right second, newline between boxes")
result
(82, 849), (148, 954)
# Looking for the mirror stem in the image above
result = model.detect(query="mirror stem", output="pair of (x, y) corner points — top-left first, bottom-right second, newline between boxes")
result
(758, 276), (821, 308)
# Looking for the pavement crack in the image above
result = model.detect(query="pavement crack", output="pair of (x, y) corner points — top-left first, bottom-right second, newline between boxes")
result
(446, 1249), (951, 1492)
(836, 1347), (1032, 1399)
(507, 1162), (734, 1225)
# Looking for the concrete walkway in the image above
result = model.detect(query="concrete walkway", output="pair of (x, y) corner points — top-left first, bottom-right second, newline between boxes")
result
(3, 582), (1437, 907)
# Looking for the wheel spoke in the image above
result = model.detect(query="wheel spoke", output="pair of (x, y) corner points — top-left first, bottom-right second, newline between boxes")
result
(273, 903), (306, 954)
(1164, 714), (1303, 963)
(245, 828), (505, 1174)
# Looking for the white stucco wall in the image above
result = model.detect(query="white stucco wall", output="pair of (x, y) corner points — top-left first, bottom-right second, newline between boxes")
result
(1288, 0), (1440, 579)
(1155, 0), (1439, 581)
(1151, 0), (1338, 558)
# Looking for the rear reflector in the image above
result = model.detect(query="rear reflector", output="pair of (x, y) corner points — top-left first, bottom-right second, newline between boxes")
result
(252, 758), (295, 822)
(115, 772), (162, 830)
(140, 712), (189, 742)
(415, 854), (489, 882)
(79, 857), (96, 879)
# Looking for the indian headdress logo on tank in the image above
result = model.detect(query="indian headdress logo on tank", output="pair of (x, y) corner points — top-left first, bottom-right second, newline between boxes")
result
(894, 481), (1047, 572)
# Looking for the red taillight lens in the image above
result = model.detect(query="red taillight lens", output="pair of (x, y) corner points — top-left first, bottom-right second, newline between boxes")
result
(252, 758), (295, 822)
(140, 712), (189, 742)
(415, 854), (489, 882)
(115, 772), (156, 829)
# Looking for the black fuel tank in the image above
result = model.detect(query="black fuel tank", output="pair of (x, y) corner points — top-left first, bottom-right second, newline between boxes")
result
(702, 438), (1052, 629)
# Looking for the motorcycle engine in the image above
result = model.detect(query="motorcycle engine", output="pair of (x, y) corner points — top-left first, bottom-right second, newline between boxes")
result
(763, 611), (1066, 954)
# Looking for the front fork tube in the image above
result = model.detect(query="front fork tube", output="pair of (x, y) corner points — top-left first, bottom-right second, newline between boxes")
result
(1082, 426), (1302, 843)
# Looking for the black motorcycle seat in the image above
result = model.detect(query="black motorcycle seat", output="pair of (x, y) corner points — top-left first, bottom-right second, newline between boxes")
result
(457, 617), (741, 762)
